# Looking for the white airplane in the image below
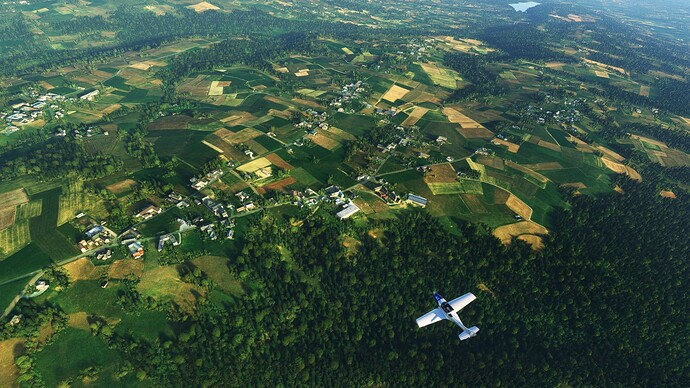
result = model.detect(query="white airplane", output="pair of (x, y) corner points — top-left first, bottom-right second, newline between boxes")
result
(416, 292), (479, 340)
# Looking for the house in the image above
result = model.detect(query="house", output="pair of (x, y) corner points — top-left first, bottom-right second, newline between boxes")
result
(325, 185), (344, 199)
(96, 249), (112, 261)
(406, 193), (428, 208)
(336, 203), (360, 220)
(157, 233), (179, 251)
(135, 205), (162, 220)
(128, 241), (144, 259)
(202, 196), (228, 218)
(85, 225), (105, 239)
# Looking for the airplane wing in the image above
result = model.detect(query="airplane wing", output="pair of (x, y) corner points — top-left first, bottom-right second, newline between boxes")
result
(416, 307), (446, 328)
(448, 292), (476, 312)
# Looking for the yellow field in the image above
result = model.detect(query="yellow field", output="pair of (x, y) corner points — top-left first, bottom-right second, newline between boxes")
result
(109, 259), (145, 279)
(0, 205), (15, 231)
(129, 60), (166, 71)
(187, 1), (220, 12)
(597, 146), (626, 162)
(493, 221), (548, 244)
(202, 140), (225, 153)
(443, 107), (494, 139)
(237, 157), (272, 173)
(583, 58), (626, 75)
(594, 70), (610, 78)
(218, 127), (263, 144)
(208, 80), (231, 96)
(401, 106), (429, 126)
(0, 189), (29, 209)
(0, 338), (24, 387)
(493, 138), (520, 153)
(601, 158), (643, 181)
(105, 179), (137, 194)
(342, 47), (354, 55)
(294, 69), (310, 77)
(659, 190), (676, 199)
(435, 36), (494, 54)
(310, 132), (341, 150)
(381, 84), (411, 102)
(63, 258), (102, 282)
(418, 62), (462, 89)
(506, 194), (533, 220)
(424, 164), (458, 183)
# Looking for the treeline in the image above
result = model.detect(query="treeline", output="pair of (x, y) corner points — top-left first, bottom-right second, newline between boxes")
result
(0, 138), (122, 180)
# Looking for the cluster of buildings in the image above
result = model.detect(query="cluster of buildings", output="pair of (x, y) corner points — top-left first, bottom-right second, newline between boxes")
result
(1, 92), (65, 133)
(190, 169), (224, 191)
(295, 109), (329, 135)
(95, 249), (112, 261)
(78, 224), (112, 253)
(235, 191), (256, 213)
(374, 184), (401, 205)
(330, 80), (367, 112)
(54, 125), (108, 138)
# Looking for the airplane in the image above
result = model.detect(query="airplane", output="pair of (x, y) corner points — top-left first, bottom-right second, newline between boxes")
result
(416, 292), (479, 341)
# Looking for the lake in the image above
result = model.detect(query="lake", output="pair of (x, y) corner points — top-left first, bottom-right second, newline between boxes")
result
(509, 2), (541, 12)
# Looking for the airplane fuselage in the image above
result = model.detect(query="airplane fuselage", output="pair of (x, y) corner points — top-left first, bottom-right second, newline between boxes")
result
(433, 292), (472, 331)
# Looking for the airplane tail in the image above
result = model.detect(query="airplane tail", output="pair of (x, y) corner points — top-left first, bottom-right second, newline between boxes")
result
(458, 326), (479, 341)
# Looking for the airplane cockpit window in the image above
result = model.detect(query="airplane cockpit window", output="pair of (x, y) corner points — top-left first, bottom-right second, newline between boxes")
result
(441, 302), (454, 313)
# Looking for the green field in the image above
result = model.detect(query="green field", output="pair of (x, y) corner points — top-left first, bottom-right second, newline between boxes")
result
(0, 243), (51, 283)
(29, 188), (80, 261)
(34, 328), (125, 387)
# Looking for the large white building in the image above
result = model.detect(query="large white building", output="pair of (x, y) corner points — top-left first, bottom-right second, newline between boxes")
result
(336, 203), (360, 220)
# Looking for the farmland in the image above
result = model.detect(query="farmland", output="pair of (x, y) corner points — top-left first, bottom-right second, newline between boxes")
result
(0, 1), (689, 385)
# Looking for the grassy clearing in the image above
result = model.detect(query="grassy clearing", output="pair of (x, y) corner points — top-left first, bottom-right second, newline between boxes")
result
(115, 311), (174, 340)
(193, 255), (245, 296)
(52, 279), (126, 318)
(0, 338), (24, 388)
(34, 328), (122, 387)
(137, 266), (204, 313)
